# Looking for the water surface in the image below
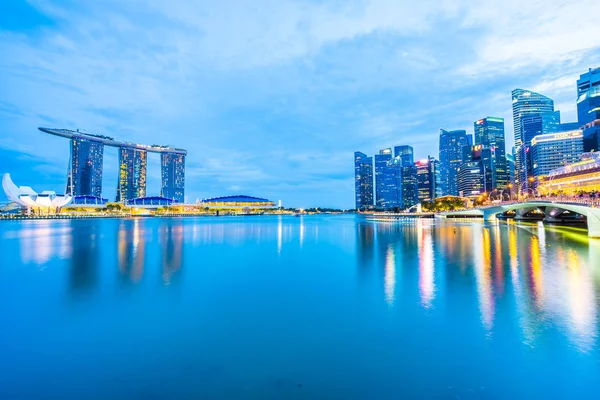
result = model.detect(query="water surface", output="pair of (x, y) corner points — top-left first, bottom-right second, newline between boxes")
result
(0, 216), (599, 398)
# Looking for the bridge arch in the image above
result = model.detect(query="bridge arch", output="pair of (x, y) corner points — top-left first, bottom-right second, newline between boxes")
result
(442, 201), (600, 238)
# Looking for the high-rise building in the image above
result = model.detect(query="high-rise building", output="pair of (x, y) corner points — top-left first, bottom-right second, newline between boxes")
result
(457, 162), (484, 197)
(161, 152), (186, 202)
(578, 67), (600, 152)
(531, 130), (584, 179)
(67, 137), (104, 197)
(461, 145), (497, 194)
(354, 152), (373, 210)
(394, 145), (414, 167)
(512, 89), (555, 194)
(401, 164), (419, 209)
(416, 156), (441, 202)
(439, 129), (470, 196)
(374, 148), (395, 208)
(474, 117), (508, 190)
(117, 148), (147, 201)
(507, 150), (515, 197)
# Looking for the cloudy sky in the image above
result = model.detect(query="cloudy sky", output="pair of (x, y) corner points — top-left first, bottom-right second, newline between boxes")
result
(1, 0), (599, 208)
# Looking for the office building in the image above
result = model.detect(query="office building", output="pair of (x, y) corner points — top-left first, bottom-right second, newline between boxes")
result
(117, 148), (147, 201)
(161, 152), (186, 202)
(577, 67), (600, 125)
(461, 145), (497, 194)
(68, 137), (104, 197)
(394, 145), (415, 167)
(416, 156), (441, 202)
(375, 148), (395, 208)
(474, 117), (508, 190)
(578, 67), (600, 152)
(354, 152), (374, 210)
(531, 130), (584, 179)
(507, 150), (515, 196)
(511, 89), (555, 194)
(439, 129), (470, 196)
(457, 162), (484, 197)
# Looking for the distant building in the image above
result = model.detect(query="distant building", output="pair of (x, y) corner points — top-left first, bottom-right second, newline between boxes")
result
(474, 117), (508, 190)
(416, 156), (441, 202)
(161, 152), (186, 202)
(507, 150), (516, 196)
(511, 89), (555, 194)
(460, 145), (497, 195)
(578, 67), (600, 152)
(39, 128), (186, 202)
(2, 173), (72, 211)
(200, 195), (276, 209)
(117, 147), (147, 202)
(531, 130), (584, 179)
(354, 152), (373, 210)
(394, 145), (414, 166)
(457, 162), (484, 197)
(68, 137), (104, 197)
(374, 148), (395, 208)
(439, 129), (470, 196)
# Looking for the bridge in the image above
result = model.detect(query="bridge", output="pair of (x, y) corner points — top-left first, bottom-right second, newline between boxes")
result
(438, 200), (600, 238)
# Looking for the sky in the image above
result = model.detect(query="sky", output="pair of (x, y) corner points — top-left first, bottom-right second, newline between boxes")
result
(1, 0), (599, 208)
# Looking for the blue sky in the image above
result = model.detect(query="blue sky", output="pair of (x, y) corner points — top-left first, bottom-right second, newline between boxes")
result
(1, 0), (599, 208)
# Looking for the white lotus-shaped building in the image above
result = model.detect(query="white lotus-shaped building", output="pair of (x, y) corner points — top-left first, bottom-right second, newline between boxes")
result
(2, 173), (72, 210)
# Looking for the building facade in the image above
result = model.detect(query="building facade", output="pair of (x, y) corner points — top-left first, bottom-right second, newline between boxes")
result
(117, 148), (147, 202)
(354, 152), (373, 210)
(68, 137), (104, 197)
(474, 117), (508, 190)
(439, 129), (470, 196)
(531, 130), (584, 179)
(394, 145), (414, 167)
(161, 152), (186, 202)
(511, 89), (555, 194)
(416, 156), (441, 202)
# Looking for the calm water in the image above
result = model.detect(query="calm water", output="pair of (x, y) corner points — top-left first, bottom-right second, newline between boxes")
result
(0, 215), (599, 399)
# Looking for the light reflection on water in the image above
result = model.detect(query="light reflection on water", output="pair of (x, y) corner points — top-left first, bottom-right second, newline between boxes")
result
(0, 215), (599, 398)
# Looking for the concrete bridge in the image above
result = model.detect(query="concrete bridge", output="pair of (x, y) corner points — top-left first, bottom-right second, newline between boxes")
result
(438, 201), (600, 238)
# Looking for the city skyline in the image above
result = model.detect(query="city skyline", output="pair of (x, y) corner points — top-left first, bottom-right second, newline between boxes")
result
(2, 1), (600, 208)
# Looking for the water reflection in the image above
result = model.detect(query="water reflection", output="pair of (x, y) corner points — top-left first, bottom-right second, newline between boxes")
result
(356, 218), (600, 350)
(70, 222), (98, 294)
(118, 219), (146, 283)
(160, 220), (184, 285)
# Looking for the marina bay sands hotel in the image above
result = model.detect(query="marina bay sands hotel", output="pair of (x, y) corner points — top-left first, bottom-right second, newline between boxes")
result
(39, 127), (186, 203)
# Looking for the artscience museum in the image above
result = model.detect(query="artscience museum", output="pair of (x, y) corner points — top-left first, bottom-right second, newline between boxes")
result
(2, 173), (72, 212)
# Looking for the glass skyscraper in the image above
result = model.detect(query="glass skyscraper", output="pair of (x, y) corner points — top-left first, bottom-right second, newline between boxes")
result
(117, 148), (147, 201)
(416, 156), (441, 202)
(394, 145), (414, 167)
(161, 152), (186, 202)
(68, 138), (104, 197)
(577, 67), (600, 152)
(511, 88), (555, 194)
(474, 117), (508, 190)
(354, 152), (373, 210)
(374, 148), (395, 208)
(439, 129), (470, 196)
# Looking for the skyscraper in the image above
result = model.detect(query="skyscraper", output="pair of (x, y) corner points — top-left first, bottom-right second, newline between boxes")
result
(474, 117), (508, 190)
(374, 148), (394, 208)
(460, 145), (497, 195)
(416, 156), (441, 202)
(439, 129), (470, 196)
(68, 137), (104, 197)
(354, 152), (373, 210)
(577, 67), (600, 152)
(117, 148), (147, 201)
(161, 152), (186, 202)
(394, 145), (414, 167)
(511, 88), (555, 194)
